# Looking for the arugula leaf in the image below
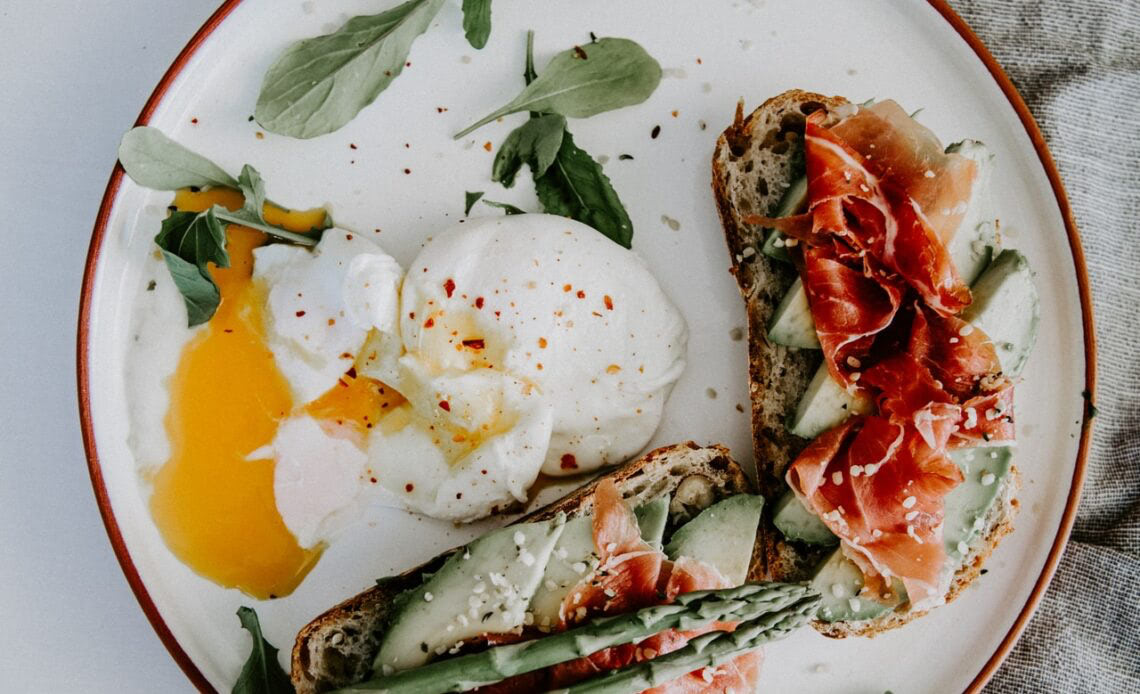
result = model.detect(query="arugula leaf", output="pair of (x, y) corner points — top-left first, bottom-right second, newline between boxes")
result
(161, 251), (221, 328)
(118, 127), (238, 190)
(237, 165), (268, 223)
(461, 0), (492, 50)
(464, 191), (485, 216)
(454, 37), (661, 138)
(255, 0), (446, 139)
(233, 607), (293, 694)
(492, 114), (566, 187)
(534, 131), (632, 248)
(154, 208), (229, 326)
(481, 199), (527, 215)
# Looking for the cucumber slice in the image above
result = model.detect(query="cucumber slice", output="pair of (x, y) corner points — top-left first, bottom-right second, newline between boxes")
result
(788, 365), (872, 440)
(664, 495), (764, 585)
(761, 176), (808, 262)
(767, 277), (820, 349)
(772, 491), (837, 546)
(944, 446), (1013, 558)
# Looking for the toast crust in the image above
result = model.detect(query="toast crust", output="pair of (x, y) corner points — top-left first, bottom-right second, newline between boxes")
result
(290, 442), (758, 694)
(710, 90), (1021, 637)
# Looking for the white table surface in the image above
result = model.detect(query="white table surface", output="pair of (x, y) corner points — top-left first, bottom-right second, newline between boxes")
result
(0, 2), (219, 691)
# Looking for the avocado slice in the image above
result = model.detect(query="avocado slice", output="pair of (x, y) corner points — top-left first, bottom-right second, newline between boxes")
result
(772, 491), (837, 546)
(767, 141), (998, 350)
(664, 494), (764, 585)
(761, 176), (808, 262)
(959, 250), (1039, 378)
(944, 140), (997, 286)
(788, 365), (873, 440)
(810, 549), (908, 623)
(767, 277), (821, 349)
(944, 446), (1013, 558)
(528, 498), (670, 627)
(375, 516), (566, 671)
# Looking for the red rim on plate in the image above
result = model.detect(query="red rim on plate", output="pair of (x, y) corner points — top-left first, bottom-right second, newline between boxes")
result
(76, 2), (1097, 692)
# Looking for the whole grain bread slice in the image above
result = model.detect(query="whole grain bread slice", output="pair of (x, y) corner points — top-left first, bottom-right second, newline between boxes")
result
(710, 90), (1021, 638)
(290, 442), (759, 694)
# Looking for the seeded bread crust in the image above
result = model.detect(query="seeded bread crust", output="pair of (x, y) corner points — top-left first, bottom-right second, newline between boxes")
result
(710, 90), (1021, 638)
(290, 442), (758, 694)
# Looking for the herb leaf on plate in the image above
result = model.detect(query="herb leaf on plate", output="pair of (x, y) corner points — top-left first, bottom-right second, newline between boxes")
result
(255, 0), (447, 139)
(454, 37), (662, 138)
(232, 606), (293, 694)
(118, 127), (238, 190)
(464, 190), (485, 216)
(154, 208), (229, 327)
(461, 0), (493, 50)
(535, 131), (632, 248)
(492, 113), (566, 187)
(482, 199), (527, 215)
(236, 164), (268, 223)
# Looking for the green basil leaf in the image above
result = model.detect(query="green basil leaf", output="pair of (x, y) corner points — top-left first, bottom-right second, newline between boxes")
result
(156, 208), (230, 270)
(255, 0), (446, 139)
(534, 130), (632, 248)
(454, 37), (661, 138)
(461, 0), (492, 50)
(464, 191), (485, 216)
(161, 251), (221, 327)
(492, 114), (565, 187)
(118, 127), (238, 190)
(232, 607), (293, 694)
(482, 199), (527, 215)
(237, 165), (268, 223)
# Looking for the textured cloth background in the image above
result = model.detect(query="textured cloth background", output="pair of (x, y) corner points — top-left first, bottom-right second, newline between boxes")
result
(949, 1), (1140, 691)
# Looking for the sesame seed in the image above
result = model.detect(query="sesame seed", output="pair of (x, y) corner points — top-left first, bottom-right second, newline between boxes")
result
(981, 472), (996, 486)
(872, 529), (883, 538)
(742, 246), (756, 258)
(848, 597), (861, 611)
(905, 510), (918, 521)
(832, 471), (844, 485)
(572, 562), (588, 574)
(902, 495), (917, 509)
(957, 541), (969, 555)
(520, 551), (535, 566)
(850, 464), (864, 477)
(830, 583), (845, 598)
(513, 531), (526, 545)
(423, 592), (434, 602)
(784, 237), (799, 247)
(846, 356), (862, 368)
(924, 170), (935, 178)
(959, 323), (975, 336)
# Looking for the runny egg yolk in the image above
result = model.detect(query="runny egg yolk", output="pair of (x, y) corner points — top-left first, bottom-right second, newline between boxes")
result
(149, 188), (400, 599)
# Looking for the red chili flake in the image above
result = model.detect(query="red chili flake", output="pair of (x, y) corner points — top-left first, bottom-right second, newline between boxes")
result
(651, 125), (661, 139)
(436, 107), (447, 113)
(560, 454), (578, 470)
(538, 337), (548, 348)
(483, 141), (492, 151)
(405, 483), (414, 492)
(424, 317), (435, 328)
(576, 290), (586, 299)
(604, 295), (614, 310)
(404, 168), (411, 174)
(349, 143), (358, 150)
(296, 310), (306, 317)
(370, 477), (377, 483)
(696, 57), (703, 64)
(223, 329), (233, 334)
(494, 310), (501, 317)
(409, 312), (416, 319)
(481, 469), (488, 475)
(346, 233), (353, 240)
(438, 400), (451, 411)
(345, 367), (357, 379)
(462, 338), (485, 350)
(536, 363), (543, 370)
(563, 284), (572, 292)
(190, 117), (199, 124)
(444, 278), (456, 298)
(573, 45), (588, 60)
(255, 131), (265, 140)
(340, 352), (353, 359)
(327, 318), (336, 326)
(474, 296), (484, 309)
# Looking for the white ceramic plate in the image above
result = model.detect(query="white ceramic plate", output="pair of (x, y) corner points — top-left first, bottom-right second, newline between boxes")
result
(79, 1), (1094, 691)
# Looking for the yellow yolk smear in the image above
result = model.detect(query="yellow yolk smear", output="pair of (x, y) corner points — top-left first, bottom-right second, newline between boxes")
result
(149, 188), (382, 600)
(305, 369), (405, 443)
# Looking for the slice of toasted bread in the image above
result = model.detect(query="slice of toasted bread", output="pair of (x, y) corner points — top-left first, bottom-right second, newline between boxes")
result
(710, 90), (1020, 637)
(290, 442), (758, 694)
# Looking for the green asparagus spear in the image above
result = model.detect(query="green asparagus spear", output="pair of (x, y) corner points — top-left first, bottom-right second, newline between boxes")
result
(333, 583), (815, 694)
(560, 593), (821, 693)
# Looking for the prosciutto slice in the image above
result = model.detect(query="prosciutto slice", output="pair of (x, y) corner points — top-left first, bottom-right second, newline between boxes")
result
(787, 416), (964, 604)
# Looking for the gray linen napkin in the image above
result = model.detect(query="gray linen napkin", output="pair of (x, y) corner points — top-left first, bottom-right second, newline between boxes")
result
(949, 1), (1140, 691)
